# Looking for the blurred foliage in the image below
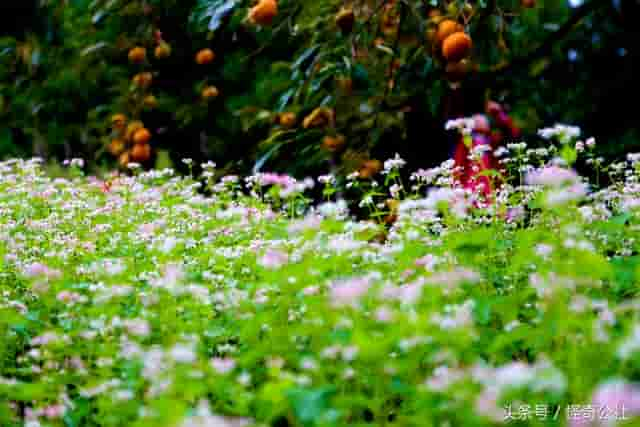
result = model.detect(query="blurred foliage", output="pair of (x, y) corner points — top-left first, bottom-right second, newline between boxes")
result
(0, 0), (639, 175)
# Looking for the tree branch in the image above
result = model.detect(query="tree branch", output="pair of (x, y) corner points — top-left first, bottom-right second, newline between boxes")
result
(478, 0), (605, 81)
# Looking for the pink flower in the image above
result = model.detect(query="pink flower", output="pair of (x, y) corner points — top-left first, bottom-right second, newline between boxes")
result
(526, 166), (580, 187)
(258, 248), (289, 269)
(329, 277), (371, 307)
(570, 380), (640, 427)
(43, 404), (65, 419)
(24, 262), (61, 280)
(211, 357), (236, 374)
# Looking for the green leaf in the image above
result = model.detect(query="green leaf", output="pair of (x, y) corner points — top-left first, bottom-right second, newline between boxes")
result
(287, 386), (336, 426)
(190, 0), (240, 32)
(291, 45), (320, 71)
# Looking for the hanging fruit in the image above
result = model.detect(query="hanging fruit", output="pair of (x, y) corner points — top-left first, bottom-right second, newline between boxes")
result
(132, 72), (153, 89)
(111, 114), (127, 130)
(130, 143), (152, 163)
(442, 32), (472, 62)
(278, 112), (297, 129)
(108, 139), (126, 156)
(358, 159), (383, 179)
(195, 48), (215, 65)
(133, 128), (152, 145)
(125, 121), (145, 141)
(143, 95), (158, 109)
(248, 0), (278, 26)
(155, 41), (172, 59)
(436, 19), (463, 45)
(128, 47), (147, 64)
(321, 134), (346, 153)
(202, 86), (220, 100)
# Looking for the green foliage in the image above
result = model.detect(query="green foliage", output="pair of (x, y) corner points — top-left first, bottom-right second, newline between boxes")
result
(0, 0), (635, 174)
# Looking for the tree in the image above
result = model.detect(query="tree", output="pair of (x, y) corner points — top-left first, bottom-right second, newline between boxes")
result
(1, 0), (638, 176)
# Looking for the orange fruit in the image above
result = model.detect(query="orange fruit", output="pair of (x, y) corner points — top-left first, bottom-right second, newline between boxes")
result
(278, 112), (297, 128)
(321, 134), (346, 153)
(128, 47), (147, 64)
(195, 48), (215, 65)
(358, 159), (383, 179)
(336, 7), (355, 34)
(133, 128), (152, 145)
(132, 72), (153, 88)
(143, 95), (157, 109)
(118, 151), (131, 168)
(108, 139), (126, 156)
(125, 121), (144, 141)
(155, 42), (172, 59)
(302, 107), (334, 129)
(130, 143), (152, 163)
(248, 0), (278, 26)
(521, 0), (536, 7)
(436, 19), (462, 45)
(202, 86), (220, 100)
(442, 32), (472, 62)
(111, 114), (127, 129)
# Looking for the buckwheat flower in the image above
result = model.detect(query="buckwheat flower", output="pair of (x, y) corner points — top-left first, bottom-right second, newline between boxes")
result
(211, 357), (236, 374)
(123, 319), (151, 338)
(69, 158), (85, 169)
(300, 358), (318, 371)
(342, 346), (358, 361)
(318, 174), (335, 185)
(301, 285), (320, 296)
(343, 368), (356, 379)
(628, 153), (640, 164)
(535, 243), (553, 257)
(321, 346), (341, 360)
(171, 343), (197, 363)
(258, 248), (289, 269)
(383, 153), (406, 173)
(374, 306), (395, 323)
(575, 140), (585, 152)
(31, 332), (60, 346)
(329, 277), (371, 307)
(494, 146), (509, 157)
(571, 380), (640, 427)
(506, 206), (525, 223)
(546, 182), (588, 205)
(425, 365), (465, 392)
(445, 117), (475, 135)
(495, 362), (535, 389)
(538, 123), (581, 142)
(586, 137), (596, 148)
(526, 166), (580, 187)
(475, 388), (505, 422)
(237, 372), (251, 386)
(23, 262), (61, 280)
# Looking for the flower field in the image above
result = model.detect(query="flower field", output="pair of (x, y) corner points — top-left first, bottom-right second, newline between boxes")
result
(2, 131), (640, 427)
